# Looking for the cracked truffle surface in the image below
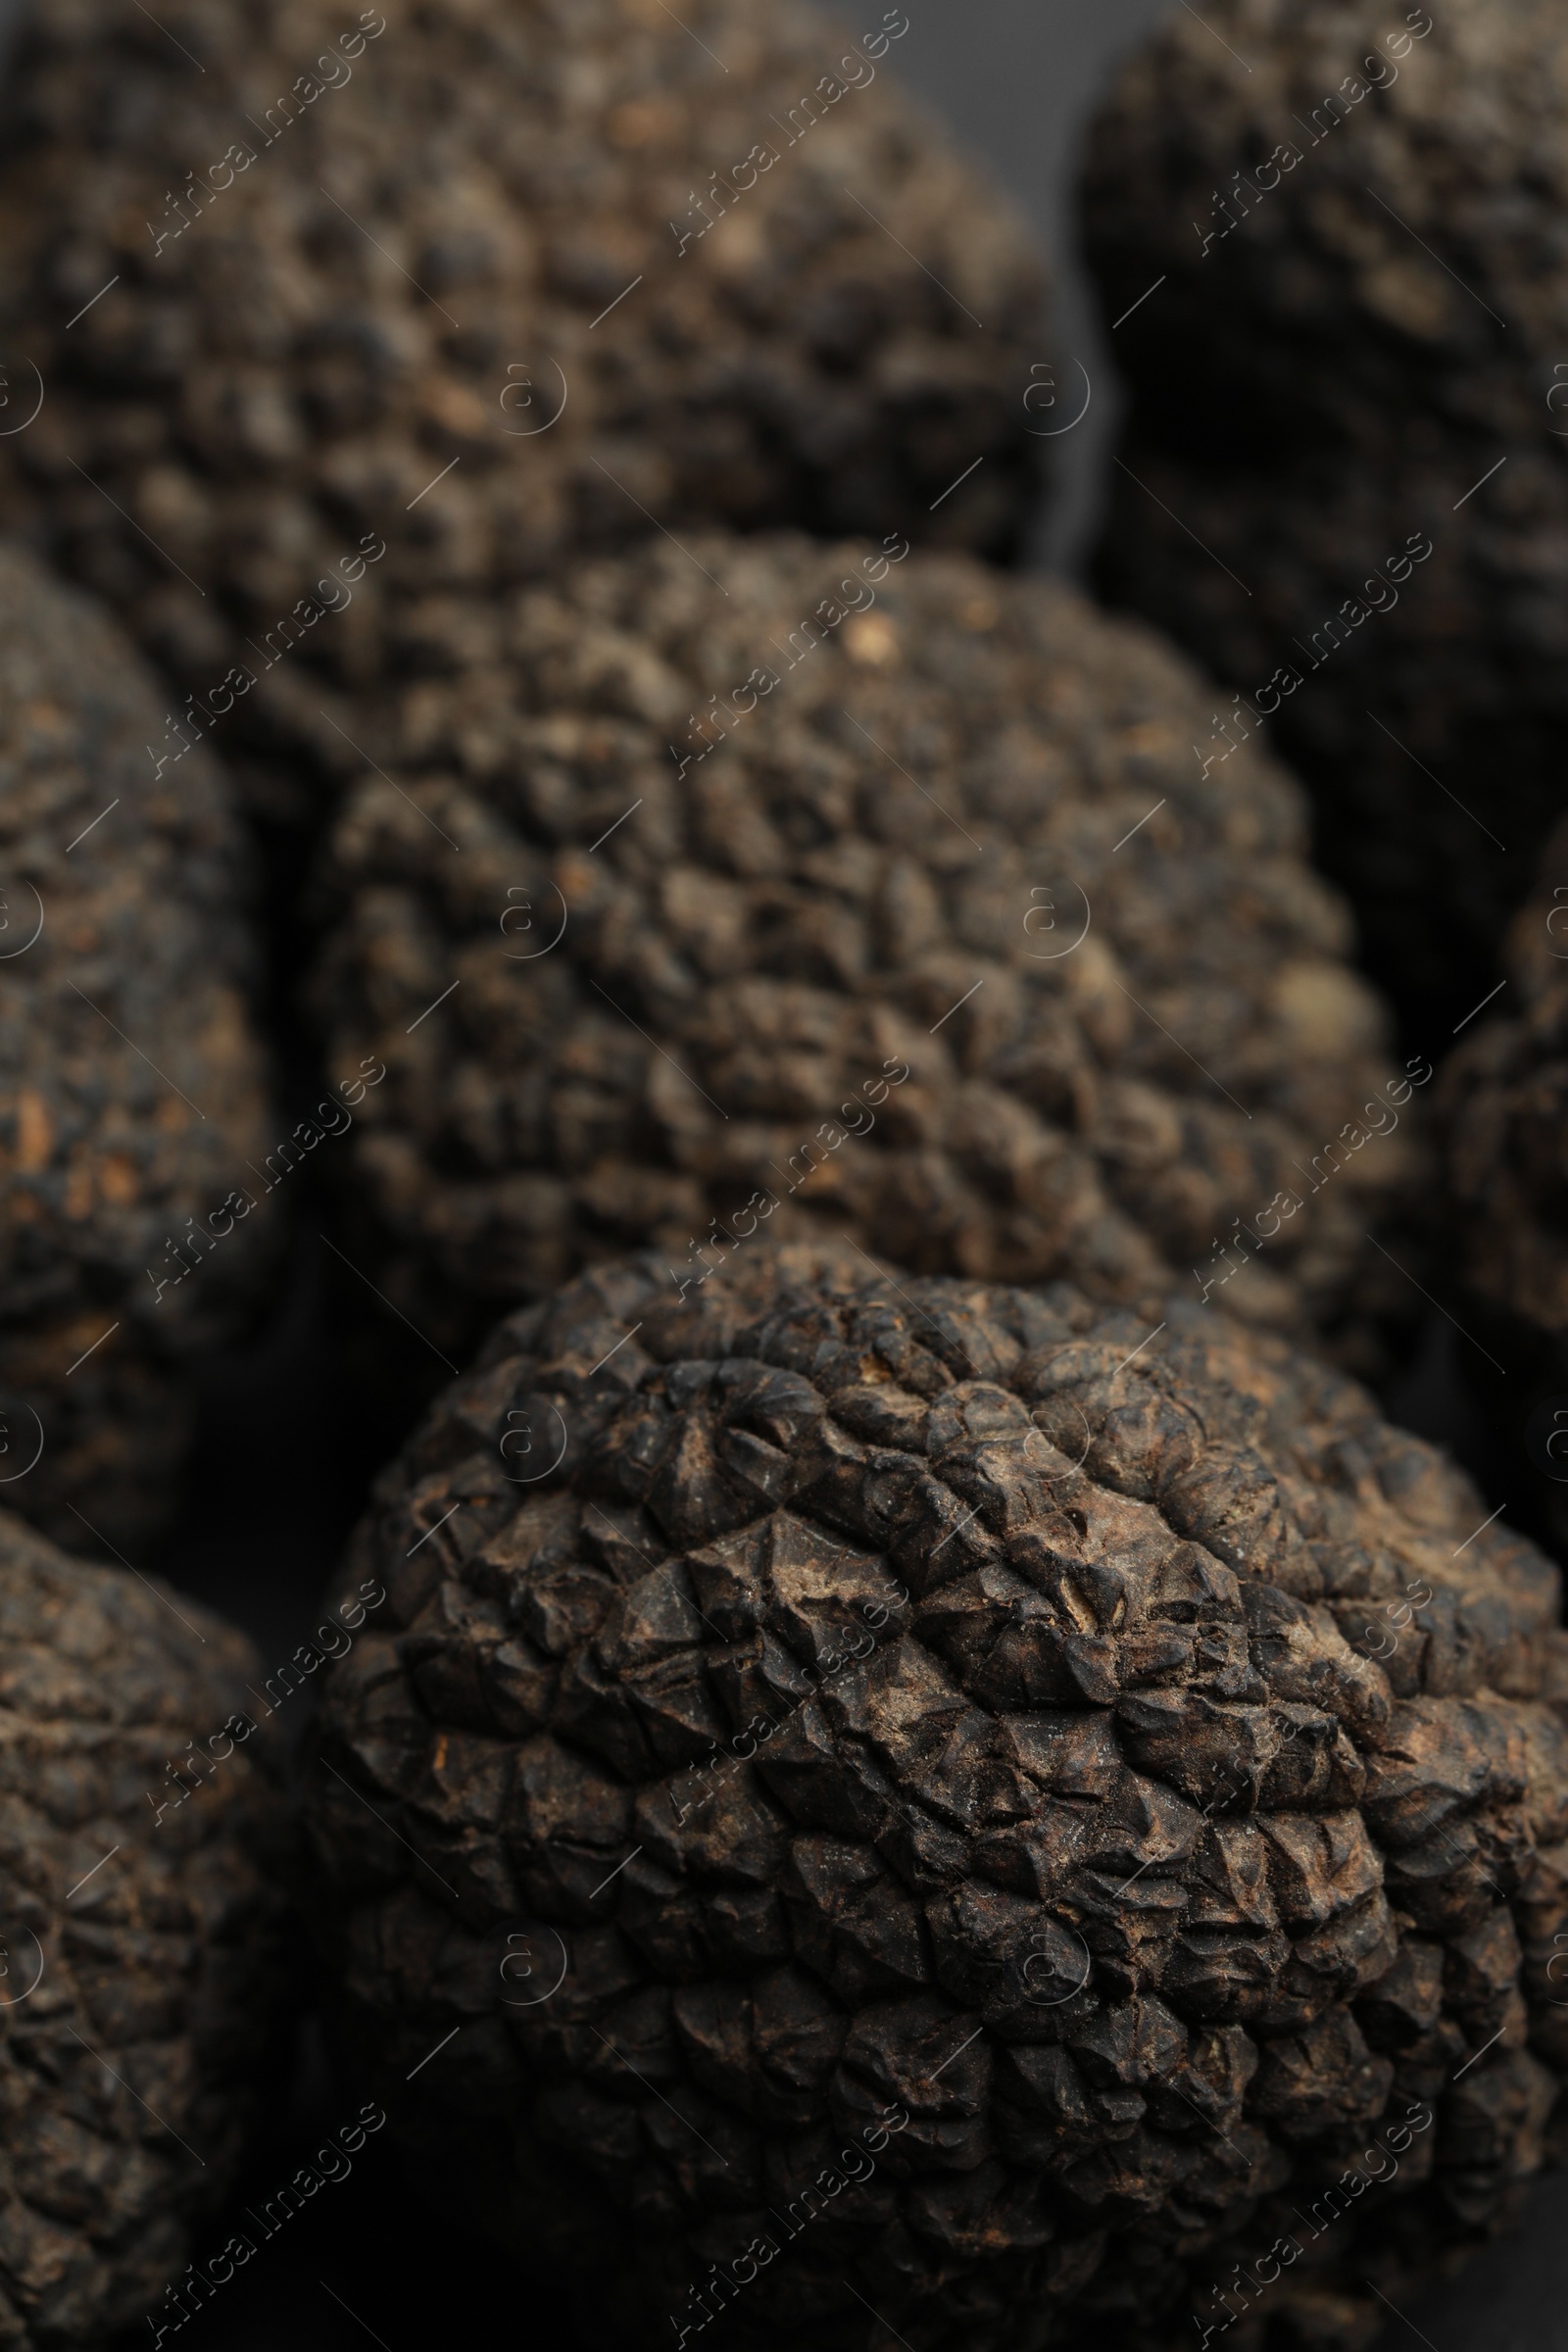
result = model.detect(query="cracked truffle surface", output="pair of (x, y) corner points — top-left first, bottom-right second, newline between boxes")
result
(0, 542), (275, 1554)
(0, 1507), (292, 2346)
(310, 531), (1422, 1374)
(304, 1243), (1568, 2352)
(1080, 0), (1568, 1033)
(0, 0), (1045, 823)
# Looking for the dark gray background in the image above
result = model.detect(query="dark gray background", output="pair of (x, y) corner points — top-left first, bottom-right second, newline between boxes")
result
(889, 0), (1172, 573)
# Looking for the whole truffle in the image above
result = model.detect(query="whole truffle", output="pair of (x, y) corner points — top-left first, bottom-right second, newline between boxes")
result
(0, 0), (1046, 824)
(0, 1505), (292, 2346)
(1080, 0), (1564, 1034)
(0, 542), (275, 1555)
(303, 1242), (1568, 2352)
(309, 530), (1424, 1377)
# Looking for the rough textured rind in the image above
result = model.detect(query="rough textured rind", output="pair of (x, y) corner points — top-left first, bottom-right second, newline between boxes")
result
(0, 541), (275, 1555)
(0, 0), (1046, 824)
(308, 530), (1424, 1377)
(1080, 0), (1564, 1034)
(303, 1243), (1568, 2352)
(0, 1506), (293, 2347)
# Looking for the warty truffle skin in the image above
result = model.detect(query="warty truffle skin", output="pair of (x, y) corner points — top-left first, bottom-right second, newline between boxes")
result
(0, 542), (276, 1557)
(309, 530), (1424, 1377)
(0, 1506), (293, 2348)
(303, 1242), (1568, 2352)
(1079, 0), (1566, 1036)
(0, 0), (1047, 823)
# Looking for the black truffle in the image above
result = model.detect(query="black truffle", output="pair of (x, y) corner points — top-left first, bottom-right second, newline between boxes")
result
(0, 542), (276, 1555)
(0, 1506), (292, 2346)
(308, 530), (1426, 1378)
(303, 1240), (1568, 2352)
(0, 0), (1047, 826)
(1080, 0), (1560, 1034)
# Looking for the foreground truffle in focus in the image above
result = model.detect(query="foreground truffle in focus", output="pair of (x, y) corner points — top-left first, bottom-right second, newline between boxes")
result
(0, 1506), (292, 2345)
(0, 0), (1046, 822)
(1081, 0), (1564, 1034)
(305, 1243), (1568, 2352)
(0, 543), (275, 1554)
(311, 530), (1424, 1376)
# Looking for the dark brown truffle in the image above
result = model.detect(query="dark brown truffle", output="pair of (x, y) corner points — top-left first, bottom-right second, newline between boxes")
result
(0, 0), (1047, 825)
(0, 1504), (292, 2346)
(0, 542), (277, 1555)
(302, 1240), (1568, 2352)
(1079, 0), (1561, 1036)
(308, 530), (1426, 1379)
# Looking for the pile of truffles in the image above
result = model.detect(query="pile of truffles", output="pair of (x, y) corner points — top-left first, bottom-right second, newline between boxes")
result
(0, 0), (1045, 823)
(0, 1506), (292, 2348)
(309, 530), (1425, 1375)
(1081, 0), (1566, 1032)
(305, 1242), (1568, 2352)
(0, 540), (275, 1555)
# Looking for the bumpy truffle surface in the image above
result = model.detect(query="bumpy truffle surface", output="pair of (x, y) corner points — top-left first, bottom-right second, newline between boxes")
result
(0, 0), (1045, 822)
(309, 531), (1423, 1374)
(0, 542), (275, 1555)
(1080, 0), (1566, 1034)
(304, 1242), (1568, 2352)
(0, 1506), (292, 2346)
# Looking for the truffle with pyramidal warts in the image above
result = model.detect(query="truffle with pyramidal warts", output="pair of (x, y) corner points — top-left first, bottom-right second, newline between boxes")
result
(0, 1506), (292, 2348)
(0, 541), (276, 1556)
(1080, 0), (1560, 1036)
(0, 0), (1047, 825)
(304, 1241), (1568, 2352)
(310, 529), (1426, 1378)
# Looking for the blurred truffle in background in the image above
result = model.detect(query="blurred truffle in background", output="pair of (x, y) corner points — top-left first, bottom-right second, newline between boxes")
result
(0, 542), (277, 1556)
(307, 528), (1426, 1380)
(0, 0), (1048, 830)
(1080, 0), (1565, 1038)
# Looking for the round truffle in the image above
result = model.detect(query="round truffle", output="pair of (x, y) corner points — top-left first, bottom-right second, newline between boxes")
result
(308, 530), (1424, 1377)
(1080, 0), (1564, 1036)
(0, 0), (1046, 825)
(0, 541), (276, 1555)
(0, 1504), (292, 2346)
(303, 1241), (1568, 2352)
